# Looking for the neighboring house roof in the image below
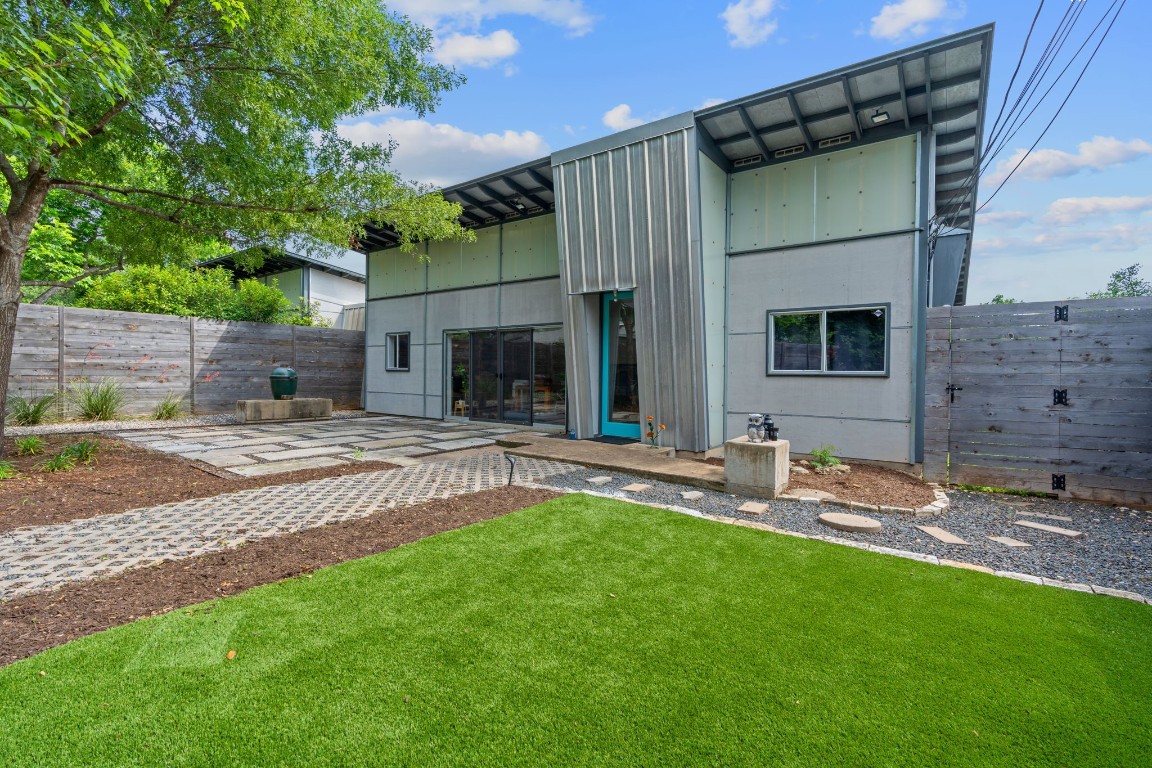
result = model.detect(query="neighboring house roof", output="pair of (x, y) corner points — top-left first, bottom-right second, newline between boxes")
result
(359, 25), (993, 305)
(204, 240), (366, 283)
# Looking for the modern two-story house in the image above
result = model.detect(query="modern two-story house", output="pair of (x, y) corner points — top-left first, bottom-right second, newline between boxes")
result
(356, 25), (993, 467)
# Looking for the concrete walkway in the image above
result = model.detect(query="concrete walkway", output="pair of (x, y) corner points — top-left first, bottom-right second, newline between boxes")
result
(0, 453), (577, 600)
(502, 433), (726, 490)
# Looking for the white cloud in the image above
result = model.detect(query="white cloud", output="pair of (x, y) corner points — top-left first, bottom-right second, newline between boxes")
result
(387, 1), (595, 37)
(869, 0), (956, 40)
(720, 0), (780, 48)
(337, 118), (549, 187)
(602, 104), (644, 131)
(984, 136), (1152, 188)
(434, 30), (519, 68)
(1043, 195), (1152, 226)
(697, 97), (727, 110)
(977, 210), (1032, 226)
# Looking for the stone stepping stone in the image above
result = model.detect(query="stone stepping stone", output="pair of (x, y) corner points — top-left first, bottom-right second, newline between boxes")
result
(989, 536), (1032, 548)
(1015, 511), (1074, 523)
(621, 483), (652, 493)
(788, 488), (836, 500)
(681, 491), (704, 501)
(585, 476), (613, 486)
(737, 501), (769, 515)
(818, 512), (882, 534)
(915, 525), (969, 545)
(1013, 520), (1085, 539)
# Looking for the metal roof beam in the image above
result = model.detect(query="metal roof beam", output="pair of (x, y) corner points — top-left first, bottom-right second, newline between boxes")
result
(493, 177), (549, 210)
(449, 189), (504, 221)
(897, 59), (910, 130)
(922, 54), (934, 125)
(524, 166), (554, 191)
(737, 106), (772, 159)
(786, 91), (813, 151)
(936, 128), (977, 148)
(841, 76), (862, 139)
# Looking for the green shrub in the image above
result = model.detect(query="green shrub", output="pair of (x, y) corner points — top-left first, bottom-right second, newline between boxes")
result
(152, 392), (185, 420)
(7, 392), (57, 426)
(37, 453), (76, 473)
(0, 461), (16, 480)
(62, 439), (99, 464)
(809, 444), (841, 469)
(229, 277), (293, 323)
(14, 436), (45, 456)
(71, 379), (126, 421)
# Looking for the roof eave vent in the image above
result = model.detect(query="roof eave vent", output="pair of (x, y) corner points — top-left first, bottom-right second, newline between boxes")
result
(774, 145), (806, 159)
(818, 134), (853, 149)
(734, 154), (764, 168)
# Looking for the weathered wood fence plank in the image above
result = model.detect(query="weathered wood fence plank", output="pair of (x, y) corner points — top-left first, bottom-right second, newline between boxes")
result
(9, 305), (364, 416)
(924, 297), (1152, 506)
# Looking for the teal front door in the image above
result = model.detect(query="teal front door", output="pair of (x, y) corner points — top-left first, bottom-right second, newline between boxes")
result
(601, 292), (641, 439)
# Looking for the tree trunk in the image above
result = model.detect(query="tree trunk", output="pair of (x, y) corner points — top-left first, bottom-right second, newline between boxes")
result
(0, 172), (51, 452)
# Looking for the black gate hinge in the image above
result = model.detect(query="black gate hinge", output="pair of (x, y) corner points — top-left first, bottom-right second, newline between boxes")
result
(1054, 305), (1069, 322)
(1052, 474), (1066, 491)
(1053, 389), (1069, 406)
(946, 384), (963, 403)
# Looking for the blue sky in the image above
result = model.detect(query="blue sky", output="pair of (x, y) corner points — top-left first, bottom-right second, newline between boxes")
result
(339, 1), (1150, 303)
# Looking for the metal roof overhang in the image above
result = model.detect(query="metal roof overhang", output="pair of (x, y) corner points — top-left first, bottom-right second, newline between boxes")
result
(201, 251), (366, 283)
(695, 25), (994, 305)
(357, 157), (556, 254)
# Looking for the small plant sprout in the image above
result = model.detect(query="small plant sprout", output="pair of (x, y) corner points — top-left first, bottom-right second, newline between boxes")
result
(645, 416), (667, 448)
(15, 436), (46, 456)
(152, 392), (185, 421)
(37, 453), (76, 473)
(71, 379), (126, 421)
(62, 440), (99, 464)
(7, 392), (58, 426)
(351, 448), (367, 461)
(809, 444), (841, 469)
(0, 461), (16, 480)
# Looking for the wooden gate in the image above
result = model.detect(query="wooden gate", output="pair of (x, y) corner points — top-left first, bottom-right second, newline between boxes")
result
(924, 298), (1152, 506)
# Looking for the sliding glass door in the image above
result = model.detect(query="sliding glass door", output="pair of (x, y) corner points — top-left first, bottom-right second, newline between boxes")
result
(448, 327), (564, 427)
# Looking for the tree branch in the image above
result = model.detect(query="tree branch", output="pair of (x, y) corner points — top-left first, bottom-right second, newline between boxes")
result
(50, 178), (323, 214)
(0, 152), (19, 191)
(23, 257), (125, 304)
(53, 186), (225, 238)
(51, 97), (130, 156)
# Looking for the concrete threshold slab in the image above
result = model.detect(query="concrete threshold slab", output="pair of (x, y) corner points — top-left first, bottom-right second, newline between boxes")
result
(503, 436), (726, 491)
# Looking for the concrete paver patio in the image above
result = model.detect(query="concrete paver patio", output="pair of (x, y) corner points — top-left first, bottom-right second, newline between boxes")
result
(115, 415), (539, 475)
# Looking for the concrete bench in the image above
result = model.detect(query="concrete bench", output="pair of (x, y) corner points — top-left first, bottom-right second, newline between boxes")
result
(236, 398), (332, 423)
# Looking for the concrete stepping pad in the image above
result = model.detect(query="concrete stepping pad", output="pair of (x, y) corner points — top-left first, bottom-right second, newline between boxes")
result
(737, 501), (769, 515)
(585, 476), (613, 486)
(621, 483), (652, 492)
(1013, 520), (1085, 539)
(1015, 511), (1074, 523)
(818, 512), (882, 533)
(681, 491), (704, 501)
(989, 536), (1032, 548)
(915, 525), (969, 545)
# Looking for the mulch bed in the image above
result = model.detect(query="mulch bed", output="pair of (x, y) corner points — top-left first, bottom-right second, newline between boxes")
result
(700, 456), (935, 508)
(1, 485), (559, 667)
(0, 434), (400, 534)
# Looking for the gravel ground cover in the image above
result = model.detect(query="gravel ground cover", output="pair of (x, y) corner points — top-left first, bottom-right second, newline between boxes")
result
(6, 409), (371, 437)
(542, 469), (1152, 599)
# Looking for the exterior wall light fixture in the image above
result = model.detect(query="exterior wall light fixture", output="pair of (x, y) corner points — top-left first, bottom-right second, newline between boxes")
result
(871, 109), (890, 125)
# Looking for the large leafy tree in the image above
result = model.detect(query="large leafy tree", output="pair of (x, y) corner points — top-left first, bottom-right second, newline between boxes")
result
(0, 0), (468, 441)
(1087, 264), (1152, 299)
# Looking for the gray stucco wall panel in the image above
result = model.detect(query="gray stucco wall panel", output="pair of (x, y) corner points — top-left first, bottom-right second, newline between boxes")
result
(724, 412), (912, 464)
(496, 279), (564, 328)
(365, 294), (426, 345)
(426, 286), (501, 332)
(365, 343), (425, 397)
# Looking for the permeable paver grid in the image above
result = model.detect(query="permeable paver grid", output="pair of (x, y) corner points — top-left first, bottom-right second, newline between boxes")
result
(0, 454), (577, 600)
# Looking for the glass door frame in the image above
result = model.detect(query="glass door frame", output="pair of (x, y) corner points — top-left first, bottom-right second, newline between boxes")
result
(600, 292), (642, 439)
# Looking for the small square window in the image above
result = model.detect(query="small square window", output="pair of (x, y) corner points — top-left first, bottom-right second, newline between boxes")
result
(768, 306), (888, 376)
(386, 332), (410, 371)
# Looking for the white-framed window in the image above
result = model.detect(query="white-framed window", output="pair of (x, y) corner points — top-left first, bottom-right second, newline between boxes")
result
(767, 305), (889, 376)
(386, 332), (410, 372)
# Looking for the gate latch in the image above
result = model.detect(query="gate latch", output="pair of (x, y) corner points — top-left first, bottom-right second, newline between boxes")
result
(946, 384), (963, 403)
(1053, 389), (1069, 406)
(1054, 305), (1069, 322)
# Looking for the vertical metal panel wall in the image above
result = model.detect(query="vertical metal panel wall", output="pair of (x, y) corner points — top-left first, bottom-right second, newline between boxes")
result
(553, 115), (708, 451)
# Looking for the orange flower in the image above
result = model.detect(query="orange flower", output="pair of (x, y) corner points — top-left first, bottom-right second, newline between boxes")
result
(659, 424), (666, 430)
(646, 430), (654, 438)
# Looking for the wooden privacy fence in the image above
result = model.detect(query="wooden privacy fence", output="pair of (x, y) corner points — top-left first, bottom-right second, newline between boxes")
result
(924, 297), (1152, 506)
(11, 304), (365, 415)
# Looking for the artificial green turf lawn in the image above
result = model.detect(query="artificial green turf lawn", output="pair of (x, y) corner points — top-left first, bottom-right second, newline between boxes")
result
(2, 495), (1149, 767)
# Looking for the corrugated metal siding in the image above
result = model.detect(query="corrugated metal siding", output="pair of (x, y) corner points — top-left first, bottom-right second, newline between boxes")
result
(554, 127), (708, 451)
